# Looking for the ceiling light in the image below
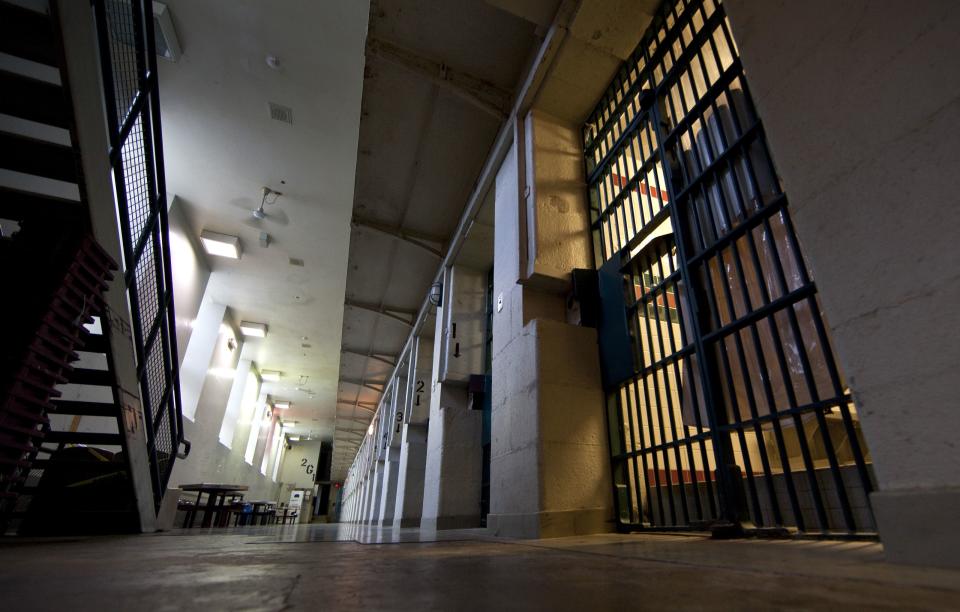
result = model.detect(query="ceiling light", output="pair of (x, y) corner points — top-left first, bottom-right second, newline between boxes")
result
(209, 367), (236, 379)
(274, 401), (291, 409)
(261, 370), (281, 382)
(200, 230), (241, 259)
(239, 321), (267, 337)
(283, 421), (296, 428)
(288, 436), (301, 442)
(366, 422), (374, 436)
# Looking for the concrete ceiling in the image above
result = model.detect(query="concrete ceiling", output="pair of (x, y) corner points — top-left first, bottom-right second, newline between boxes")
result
(333, 0), (560, 477)
(157, 0), (370, 439)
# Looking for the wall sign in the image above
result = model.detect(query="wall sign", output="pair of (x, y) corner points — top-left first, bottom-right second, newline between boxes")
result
(300, 457), (314, 475)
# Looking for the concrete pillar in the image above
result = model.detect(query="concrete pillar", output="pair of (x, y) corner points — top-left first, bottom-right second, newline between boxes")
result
(421, 269), (484, 530)
(366, 461), (384, 525)
(486, 117), (613, 539)
(393, 423), (428, 527)
(377, 448), (401, 526)
(360, 478), (371, 524)
(218, 354), (254, 448)
(724, 0), (960, 568)
(420, 383), (483, 530)
(179, 297), (228, 421)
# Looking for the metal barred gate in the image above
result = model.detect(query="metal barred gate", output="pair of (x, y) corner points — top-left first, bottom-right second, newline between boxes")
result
(584, 0), (876, 535)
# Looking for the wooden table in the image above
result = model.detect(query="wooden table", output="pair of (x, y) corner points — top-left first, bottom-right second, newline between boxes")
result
(180, 483), (249, 528)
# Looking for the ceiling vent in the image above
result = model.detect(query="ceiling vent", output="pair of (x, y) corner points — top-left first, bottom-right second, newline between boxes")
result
(269, 102), (294, 124)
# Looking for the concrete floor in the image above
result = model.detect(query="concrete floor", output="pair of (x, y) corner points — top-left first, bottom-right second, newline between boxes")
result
(1, 525), (959, 611)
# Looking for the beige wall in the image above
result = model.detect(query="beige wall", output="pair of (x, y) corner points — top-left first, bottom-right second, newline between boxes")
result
(725, 0), (960, 566)
(279, 440), (323, 491)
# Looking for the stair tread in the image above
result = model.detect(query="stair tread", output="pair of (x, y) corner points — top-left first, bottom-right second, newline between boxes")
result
(63, 367), (114, 387)
(0, 2), (57, 67)
(49, 400), (118, 418)
(0, 69), (69, 128)
(44, 431), (121, 445)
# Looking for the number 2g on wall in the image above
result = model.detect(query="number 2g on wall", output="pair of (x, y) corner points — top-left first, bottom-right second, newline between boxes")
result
(301, 457), (314, 475)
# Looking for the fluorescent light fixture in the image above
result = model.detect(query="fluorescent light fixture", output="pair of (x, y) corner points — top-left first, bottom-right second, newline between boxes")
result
(288, 436), (301, 442)
(239, 321), (267, 337)
(282, 421), (296, 428)
(260, 370), (281, 382)
(200, 230), (241, 259)
(209, 367), (236, 379)
(367, 422), (374, 436)
(273, 401), (291, 409)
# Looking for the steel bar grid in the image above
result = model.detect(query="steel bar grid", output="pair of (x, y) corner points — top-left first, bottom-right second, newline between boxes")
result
(585, 0), (875, 536)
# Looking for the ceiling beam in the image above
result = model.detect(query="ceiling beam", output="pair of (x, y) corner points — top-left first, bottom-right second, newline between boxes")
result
(339, 376), (385, 392)
(351, 215), (444, 258)
(337, 430), (367, 440)
(344, 298), (417, 327)
(341, 346), (396, 367)
(336, 416), (371, 424)
(336, 400), (376, 412)
(367, 36), (511, 121)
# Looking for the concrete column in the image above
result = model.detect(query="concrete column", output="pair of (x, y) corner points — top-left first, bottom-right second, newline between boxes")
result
(179, 296), (227, 421)
(359, 478), (371, 524)
(218, 354), (254, 448)
(421, 270), (484, 530)
(486, 120), (613, 539)
(392, 423), (428, 527)
(366, 461), (384, 525)
(377, 448), (401, 526)
(420, 383), (482, 530)
(724, 0), (960, 568)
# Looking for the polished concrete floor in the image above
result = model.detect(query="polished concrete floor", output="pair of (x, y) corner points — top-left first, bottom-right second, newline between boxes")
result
(1, 524), (959, 611)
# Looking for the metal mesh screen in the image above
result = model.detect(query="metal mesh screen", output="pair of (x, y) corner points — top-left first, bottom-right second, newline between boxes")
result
(94, 0), (183, 510)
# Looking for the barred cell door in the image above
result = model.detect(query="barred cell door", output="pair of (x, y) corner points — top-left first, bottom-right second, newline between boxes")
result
(585, 0), (876, 536)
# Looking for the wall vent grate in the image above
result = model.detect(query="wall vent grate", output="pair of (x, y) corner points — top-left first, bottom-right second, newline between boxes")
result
(269, 102), (293, 124)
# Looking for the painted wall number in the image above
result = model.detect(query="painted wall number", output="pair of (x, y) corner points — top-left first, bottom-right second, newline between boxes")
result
(415, 379), (424, 406)
(300, 458), (314, 475)
(395, 410), (403, 433)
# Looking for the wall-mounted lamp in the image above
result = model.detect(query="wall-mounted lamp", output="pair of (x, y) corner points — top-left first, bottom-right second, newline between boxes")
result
(428, 281), (443, 306)
(261, 370), (281, 382)
(239, 321), (267, 338)
(200, 230), (241, 259)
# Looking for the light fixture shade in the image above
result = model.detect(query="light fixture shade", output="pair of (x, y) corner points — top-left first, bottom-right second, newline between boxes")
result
(260, 370), (281, 382)
(200, 230), (241, 259)
(239, 321), (267, 337)
(273, 401), (291, 409)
